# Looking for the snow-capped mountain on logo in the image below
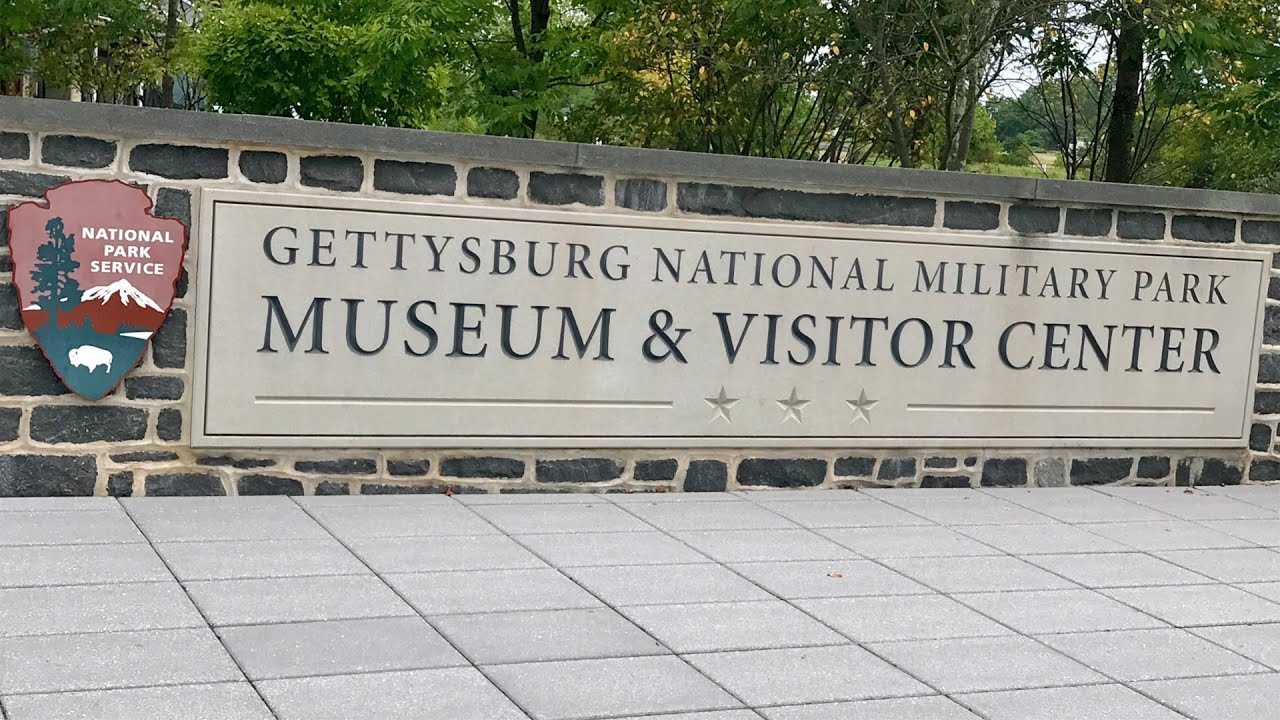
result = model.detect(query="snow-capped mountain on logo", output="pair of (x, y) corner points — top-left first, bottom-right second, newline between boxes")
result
(81, 279), (164, 312)
(61, 279), (166, 334)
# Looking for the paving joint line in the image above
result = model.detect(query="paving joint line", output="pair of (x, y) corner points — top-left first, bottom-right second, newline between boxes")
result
(114, 498), (284, 720)
(603, 497), (967, 711)
(499, 502), (767, 717)
(286, 495), (540, 720)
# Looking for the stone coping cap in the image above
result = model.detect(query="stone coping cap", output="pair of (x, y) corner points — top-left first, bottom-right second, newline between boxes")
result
(3, 96), (1279, 216)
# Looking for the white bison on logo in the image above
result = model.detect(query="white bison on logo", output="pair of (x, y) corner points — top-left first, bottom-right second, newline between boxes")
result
(68, 345), (113, 373)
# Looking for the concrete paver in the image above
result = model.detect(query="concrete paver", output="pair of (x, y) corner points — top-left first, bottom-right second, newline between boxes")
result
(953, 684), (1185, 720)
(256, 667), (529, 720)
(484, 655), (742, 720)
(1, 486), (1278, 720)
(433, 607), (666, 665)
(564, 563), (772, 606)
(217, 616), (467, 679)
(1, 683), (275, 720)
(1038, 628), (1269, 681)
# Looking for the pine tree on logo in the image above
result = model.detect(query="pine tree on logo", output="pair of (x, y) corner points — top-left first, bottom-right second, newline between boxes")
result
(30, 217), (81, 324)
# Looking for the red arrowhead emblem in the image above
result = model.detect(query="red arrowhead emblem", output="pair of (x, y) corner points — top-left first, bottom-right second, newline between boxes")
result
(5, 180), (187, 400)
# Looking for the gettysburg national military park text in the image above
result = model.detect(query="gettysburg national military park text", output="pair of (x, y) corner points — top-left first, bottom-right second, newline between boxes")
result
(255, 224), (1229, 376)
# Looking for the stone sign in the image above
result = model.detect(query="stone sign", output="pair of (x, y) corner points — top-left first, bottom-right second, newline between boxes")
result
(193, 190), (1267, 448)
(7, 180), (186, 400)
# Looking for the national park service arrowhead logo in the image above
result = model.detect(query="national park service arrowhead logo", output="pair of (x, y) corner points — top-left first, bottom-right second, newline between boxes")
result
(5, 180), (186, 400)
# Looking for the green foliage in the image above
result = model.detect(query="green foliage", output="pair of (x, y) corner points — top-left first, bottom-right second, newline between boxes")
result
(2, 0), (172, 99)
(194, 0), (484, 126)
(966, 105), (1003, 164)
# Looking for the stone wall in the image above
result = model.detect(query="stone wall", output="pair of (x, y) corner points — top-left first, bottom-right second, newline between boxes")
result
(3, 97), (1280, 497)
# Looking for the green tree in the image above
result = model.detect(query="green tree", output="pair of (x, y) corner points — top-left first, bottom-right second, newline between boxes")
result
(194, 0), (483, 127)
(31, 218), (81, 323)
(2, 0), (176, 102)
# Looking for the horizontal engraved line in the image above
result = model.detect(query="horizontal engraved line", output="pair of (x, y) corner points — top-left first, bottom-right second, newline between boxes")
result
(255, 396), (674, 410)
(907, 403), (1214, 414)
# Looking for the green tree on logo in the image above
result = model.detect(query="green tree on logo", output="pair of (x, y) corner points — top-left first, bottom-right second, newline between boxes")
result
(30, 217), (81, 323)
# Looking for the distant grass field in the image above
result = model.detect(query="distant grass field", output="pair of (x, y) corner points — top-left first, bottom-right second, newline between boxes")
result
(870, 151), (1068, 180)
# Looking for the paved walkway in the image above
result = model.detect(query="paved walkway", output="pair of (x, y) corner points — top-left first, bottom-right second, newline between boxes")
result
(0, 487), (1278, 720)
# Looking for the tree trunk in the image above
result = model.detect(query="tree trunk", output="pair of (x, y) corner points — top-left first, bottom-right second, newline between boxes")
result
(1103, 8), (1143, 183)
(159, 0), (179, 107)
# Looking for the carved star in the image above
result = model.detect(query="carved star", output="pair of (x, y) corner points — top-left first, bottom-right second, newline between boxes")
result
(847, 389), (878, 424)
(705, 386), (739, 423)
(777, 387), (810, 424)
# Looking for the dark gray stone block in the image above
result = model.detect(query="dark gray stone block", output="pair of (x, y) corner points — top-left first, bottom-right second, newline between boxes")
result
(30, 406), (148, 443)
(108, 471), (133, 497)
(944, 201), (999, 230)
(965, 456), (978, 467)
(834, 456), (876, 477)
(1136, 456), (1171, 479)
(0, 454), (96, 496)
(1249, 459), (1280, 482)
(0, 407), (19, 441)
(124, 376), (184, 400)
(316, 481), (351, 495)
(678, 183), (935, 227)
(196, 456), (276, 469)
(152, 309), (187, 368)
(1070, 458), (1133, 485)
(1175, 459), (1192, 486)
(1270, 277), (1280, 301)
(373, 159), (455, 196)
(1266, 306), (1280, 345)
(920, 475), (970, 488)
(877, 457), (917, 481)
(0, 282), (19, 329)
(924, 457), (957, 469)
(1197, 458), (1243, 486)
(981, 458), (1027, 487)
(441, 456), (524, 479)
(300, 155), (363, 191)
(387, 459), (431, 476)
(634, 459), (678, 482)
(1242, 220), (1280, 245)
(529, 172), (604, 206)
(1256, 391), (1280, 415)
(1250, 424), (1272, 452)
(157, 408), (182, 441)
(110, 451), (179, 463)
(0, 131), (29, 159)
(684, 460), (727, 492)
(294, 459), (377, 475)
(0, 346), (69, 396)
(737, 458), (826, 487)
(154, 188), (191, 229)
(1033, 458), (1066, 487)
(238, 475), (304, 496)
(1116, 211), (1165, 240)
(1009, 204), (1059, 234)
(1064, 208), (1112, 237)
(130, 144), (228, 179)
(615, 178), (667, 211)
(40, 135), (116, 168)
(467, 167), (519, 199)
(1264, 352), (1280, 376)
(1172, 215), (1235, 243)
(0, 170), (71, 197)
(146, 473), (225, 496)
(536, 458), (624, 483)
(0, 255), (10, 273)
(239, 150), (288, 184)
